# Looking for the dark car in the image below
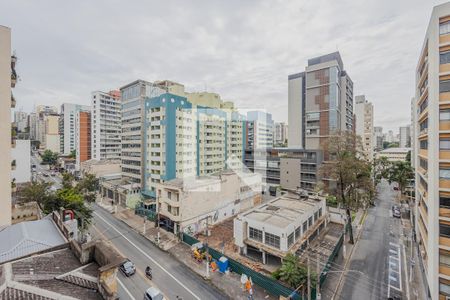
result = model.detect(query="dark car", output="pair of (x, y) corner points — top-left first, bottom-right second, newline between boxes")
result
(120, 260), (136, 277)
(393, 208), (401, 218)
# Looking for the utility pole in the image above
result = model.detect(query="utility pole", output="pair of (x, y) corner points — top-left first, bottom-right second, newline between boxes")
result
(205, 217), (210, 278)
(143, 217), (146, 235)
(157, 194), (160, 244)
(307, 255), (311, 300)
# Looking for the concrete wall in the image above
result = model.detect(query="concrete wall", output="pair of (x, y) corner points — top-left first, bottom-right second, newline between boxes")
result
(11, 140), (31, 183)
(288, 74), (304, 148)
(280, 157), (301, 191)
(0, 26), (11, 227)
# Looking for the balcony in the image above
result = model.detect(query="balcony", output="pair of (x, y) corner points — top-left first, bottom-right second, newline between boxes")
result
(418, 128), (428, 139)
(11, 160), (16, 170)
(11, 93), (16, 108)
(11, 70), (17, 88)
(440, 34), (450, 44)
(441, 179), (450, 189)
(419, 204), (429, 224)
(419, 149), (428, 158)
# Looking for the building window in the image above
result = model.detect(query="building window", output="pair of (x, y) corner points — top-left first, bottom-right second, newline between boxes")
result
(295, 226), (301, 240)
(314, 212), (319, 222)
(420, 140), (428, 150)
(441, 51), (450, 65)
(265, 232), (280, 249)
(441, 196), (450, 209)
(249, 227), (263, 242)
(440, 109), (450, 121)
(319, 208), (322, 218)
(440, 223), (450, 238)
(440, 169), (450, 180)
(288, 232), (295, 248)
(440, 21), (450, 35)
(303, 221), (308, 233)
(167, 191), (171, 200)
(308, 216), (313, 227)
(441, 139), (450, 150)
(439, 279), (450, 296)
(441, 80), (450, 94)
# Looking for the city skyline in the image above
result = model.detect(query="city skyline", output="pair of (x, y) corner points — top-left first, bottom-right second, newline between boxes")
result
(1, 0), (447, 131)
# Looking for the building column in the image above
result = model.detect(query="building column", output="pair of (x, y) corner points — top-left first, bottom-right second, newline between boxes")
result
(262, 250), (266, 264)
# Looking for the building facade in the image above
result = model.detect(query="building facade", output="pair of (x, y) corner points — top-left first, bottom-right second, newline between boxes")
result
(245, 111), (274, 150)
(75, 111), (91, 169)
(413, 3), (450, 298)
(11, 140), (31, 184)
(355, 95), (374, 161)
(143, 91), (244, 198)
(374, 126), (384, 151)
(14, 111), (28, 133)
(375, 147), (411, 162)
(288, 52), (354, 151)
(399, 125), (411, 148)
(0, 25), (14, 227)
(274, 122), (288, 146)
(59, 103), (90, 155)
(91, 90), (121, 160)
(44, 115), (60, 153)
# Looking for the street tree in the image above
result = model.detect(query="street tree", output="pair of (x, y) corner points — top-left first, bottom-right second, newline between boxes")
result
(388, 161), (414, 195)
(41, 150), (58, 166)
(76, 174), (98, 203)
(62, 172), (75, 189)
(18, 181), (52, 204)
(319, 131), (375, 244)
(373, 156), (391, 184)
(272, 253), (316, 289)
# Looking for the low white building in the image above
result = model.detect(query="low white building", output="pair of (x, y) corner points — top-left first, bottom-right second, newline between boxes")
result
(11, 140), (31, 183)
(375, 147), (411, 162)
(79, 159), (121, 178)
(156, 170), (262, 235)
(234, 191), (326, 264)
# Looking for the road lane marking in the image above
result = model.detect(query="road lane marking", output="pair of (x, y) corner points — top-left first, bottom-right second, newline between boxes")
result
(402, 244), (410, 300)
(117, 277), (136, 300)
(94, 211), (201, 300)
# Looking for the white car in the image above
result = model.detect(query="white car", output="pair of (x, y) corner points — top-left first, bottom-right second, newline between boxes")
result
(144, 287), (164, 300)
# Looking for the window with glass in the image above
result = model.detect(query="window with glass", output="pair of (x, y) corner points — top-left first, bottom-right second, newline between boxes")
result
(288, 232), (295, 248)
(440, 223), (450, 238)
(440, 169), (450, 180)
(441, 51), (450, 65)
(440, 250), (450, 267)
(441, 196), (450, 209)
(295, 226), (301, 240)
(441, 139), (450, 150)
(303, 221), (308, 233)
(441, 109), (450, 121)
(440, 21), (450, 35)
(420, 140), (428, 150)
(441, 80), (450, 93)
(439, 279), (450, 296)
(249, 227), (263, 242)
(314, 212), (319, 222)
(319, 208), (322, 218)
(265, 232), (280, 249)
(308, 216), (313, 227)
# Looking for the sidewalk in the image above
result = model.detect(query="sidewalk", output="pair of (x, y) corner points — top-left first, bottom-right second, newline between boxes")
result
(96, 200), (276, 300)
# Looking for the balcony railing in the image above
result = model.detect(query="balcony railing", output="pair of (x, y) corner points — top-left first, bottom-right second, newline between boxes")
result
(11, 92), (16, 108)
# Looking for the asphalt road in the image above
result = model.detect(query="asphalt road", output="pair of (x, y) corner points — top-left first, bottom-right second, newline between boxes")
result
(91, 205), (228, 300)
(338, 180), (407, 300)
(31, 153), (62, 189)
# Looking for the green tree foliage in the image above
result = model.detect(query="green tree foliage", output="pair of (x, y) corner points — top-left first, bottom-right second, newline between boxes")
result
(18, 181), (52, 204)
(69, 149), (76, 159)
(76, 174), (99, 203)
(319, 132), (375, 244)
(272, 253), (317, 289)
(388, 161), (414, 195)
(41, 150), (58, 165)
(62, 172), (75, 189)
(373, 156), (391, 184)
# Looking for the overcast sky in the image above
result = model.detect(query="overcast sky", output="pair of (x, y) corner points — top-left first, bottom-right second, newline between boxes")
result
(2, 0), (447, 132)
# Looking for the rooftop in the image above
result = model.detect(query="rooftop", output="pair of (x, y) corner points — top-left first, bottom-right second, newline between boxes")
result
(240, 192), (324, 229)
(0, 218), (67, 264)
(378, 147), (411, 153)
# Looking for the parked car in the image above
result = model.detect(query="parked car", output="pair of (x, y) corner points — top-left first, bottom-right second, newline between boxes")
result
(50, 171), (56, 176)
(43, 173), (49, 177)
(144, 287), (164, 300)
(392, 205), (399, 212)
(120, 259), (136, 277)
(393, 208), (401, 218)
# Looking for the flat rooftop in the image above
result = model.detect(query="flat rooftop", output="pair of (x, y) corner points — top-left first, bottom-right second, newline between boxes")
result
(241, 193), (323, 229)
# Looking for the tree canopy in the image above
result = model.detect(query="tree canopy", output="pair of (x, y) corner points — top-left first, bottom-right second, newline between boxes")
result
(272, 253), (317, 290)
(41, 150), (58, 165)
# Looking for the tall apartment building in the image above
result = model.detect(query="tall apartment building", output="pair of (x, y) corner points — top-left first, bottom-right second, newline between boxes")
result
(14, 111), (28, 133)
(59, 103), (90, 155)
(399, 125), (411, 148)
(374, 126), (384, 151)
(43, 114), (60, 153)
(75, 111), (91, 169)
(143, 91), (244, 198)
(355, 95), (374, 161)
(245, 111), (274, 150)
(0, 25), (15, 227)
(91, 90), (121, 160)
(414, 3), (450, 298)
(274, 122), (288, 145)
(411, 98), (417, 168)
(31, 105), (58, 146)
(288, 52), (354, 151)
(120, 80), (166, 185)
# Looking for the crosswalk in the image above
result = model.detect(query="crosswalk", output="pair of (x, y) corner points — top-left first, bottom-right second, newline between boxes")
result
(387, 242), (403, 299)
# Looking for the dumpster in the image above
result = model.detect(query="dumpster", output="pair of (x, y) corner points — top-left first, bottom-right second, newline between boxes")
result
(217, 256), (229, 273)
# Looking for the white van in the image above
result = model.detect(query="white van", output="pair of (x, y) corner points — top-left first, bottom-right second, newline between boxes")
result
(144, 287), (164, 300)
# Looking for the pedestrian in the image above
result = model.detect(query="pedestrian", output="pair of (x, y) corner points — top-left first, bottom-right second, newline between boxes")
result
(247, 287), (254, 300)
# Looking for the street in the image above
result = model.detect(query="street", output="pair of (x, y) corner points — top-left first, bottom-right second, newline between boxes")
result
(91, 205), (228, 300)
(31, 152), (62, 189)
(337, 180), (407, 299)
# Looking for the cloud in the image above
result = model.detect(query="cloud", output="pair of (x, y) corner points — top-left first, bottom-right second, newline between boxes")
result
(2, 0), (447, 132)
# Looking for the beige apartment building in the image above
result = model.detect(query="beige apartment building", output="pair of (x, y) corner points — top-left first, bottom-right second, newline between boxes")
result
(355, 95), (374, 161)
(414, 3), (450, 298)
(0, 26), (15, 227)
(44, 114), (60, 153)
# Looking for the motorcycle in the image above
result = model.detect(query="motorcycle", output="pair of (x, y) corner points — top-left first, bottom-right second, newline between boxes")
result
(145, 266), (152, 280)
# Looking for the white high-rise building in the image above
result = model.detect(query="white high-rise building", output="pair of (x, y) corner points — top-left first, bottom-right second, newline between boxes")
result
(399, 125), (411, 148)
(374, 126), (384, 150)
(414, 3), (450, 298)
(60, 103), (90, 155)
(14, 111), (28, 133)
(355, 95), (374, 161)
(91, 90), (121, 160)
(246, 111), (274, 150)
(274, 122), (288, 145)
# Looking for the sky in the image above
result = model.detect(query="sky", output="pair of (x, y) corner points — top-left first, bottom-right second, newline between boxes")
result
(2, 0), (448, 132)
